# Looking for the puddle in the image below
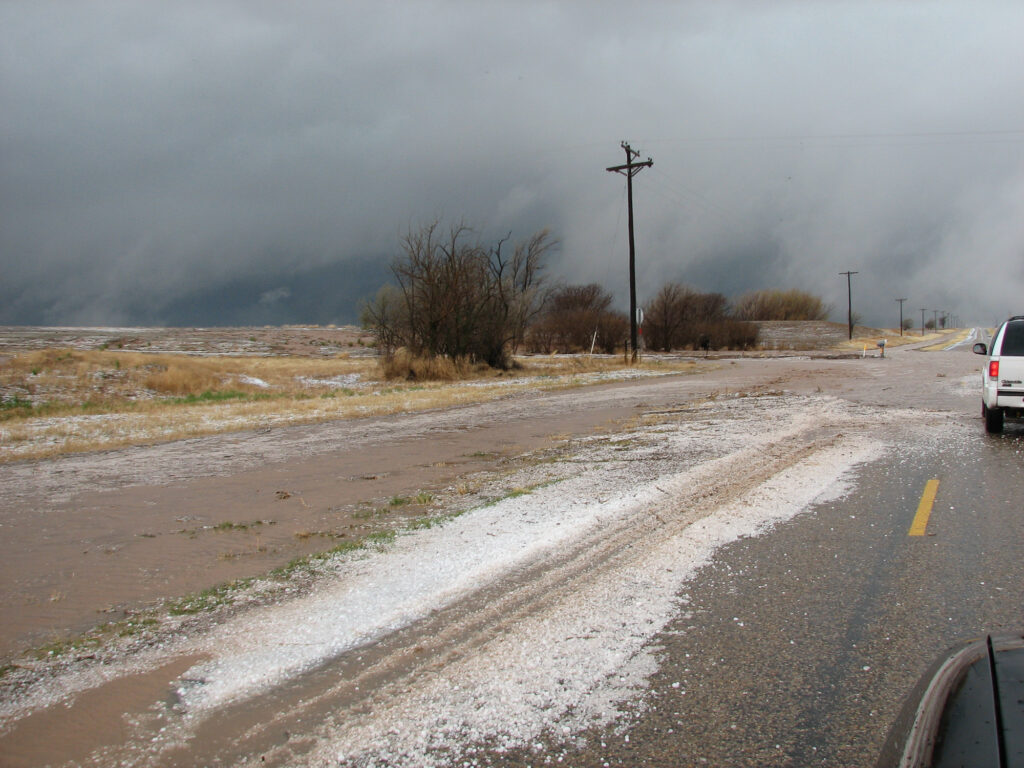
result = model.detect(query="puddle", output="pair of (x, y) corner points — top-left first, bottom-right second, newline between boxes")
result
(1, 655), (204, 767)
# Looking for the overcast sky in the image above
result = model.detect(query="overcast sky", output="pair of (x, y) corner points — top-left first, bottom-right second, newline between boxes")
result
(2, 1), (1023, 328)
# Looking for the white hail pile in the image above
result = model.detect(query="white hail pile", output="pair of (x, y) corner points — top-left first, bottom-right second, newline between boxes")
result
(162, 394), (890, 766)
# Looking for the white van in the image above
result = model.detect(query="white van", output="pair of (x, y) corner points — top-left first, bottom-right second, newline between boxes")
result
(973, 315), (1024, 433)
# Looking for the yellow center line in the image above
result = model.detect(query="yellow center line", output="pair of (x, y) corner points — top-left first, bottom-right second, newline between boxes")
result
(909, 478), (940, 536)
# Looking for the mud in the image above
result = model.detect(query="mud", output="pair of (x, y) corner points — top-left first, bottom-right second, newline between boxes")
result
(0, 393), (633, 657)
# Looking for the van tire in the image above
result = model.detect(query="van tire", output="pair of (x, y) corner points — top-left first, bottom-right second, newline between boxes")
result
(984, 404), (1004, 434)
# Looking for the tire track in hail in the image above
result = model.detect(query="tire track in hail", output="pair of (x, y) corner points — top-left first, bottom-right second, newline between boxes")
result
(137, 421), (845, 767)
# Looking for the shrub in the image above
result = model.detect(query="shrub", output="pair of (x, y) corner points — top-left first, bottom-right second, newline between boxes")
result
(527, 283), (628, 353)
(733, 289), (831, 321)
(642, 283), (757, 350)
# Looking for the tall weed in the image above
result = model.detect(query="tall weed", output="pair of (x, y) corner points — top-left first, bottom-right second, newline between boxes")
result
(381, 352), (486, 381)
(143, 363), (222, 395)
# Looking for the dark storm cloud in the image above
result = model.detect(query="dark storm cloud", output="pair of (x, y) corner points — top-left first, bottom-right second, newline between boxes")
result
(2, 1), (1022, 327)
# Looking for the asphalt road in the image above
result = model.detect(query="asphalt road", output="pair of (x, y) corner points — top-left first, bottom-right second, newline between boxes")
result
(495, 339), (1024, 767)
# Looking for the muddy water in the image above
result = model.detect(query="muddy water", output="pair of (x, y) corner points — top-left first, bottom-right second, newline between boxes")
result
(1, 656), (203, 768)
(1, 376), (718, 659)
(1, 437), (519, 656)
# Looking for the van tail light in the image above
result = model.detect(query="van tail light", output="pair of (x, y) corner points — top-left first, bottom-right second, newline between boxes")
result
(989, 360), (999, 378)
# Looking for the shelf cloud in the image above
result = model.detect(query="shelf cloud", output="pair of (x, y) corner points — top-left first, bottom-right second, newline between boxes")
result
(2, 1), (1022, 327)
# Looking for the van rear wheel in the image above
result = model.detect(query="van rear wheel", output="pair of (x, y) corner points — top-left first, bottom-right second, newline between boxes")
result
(984, 404), (1004, 434)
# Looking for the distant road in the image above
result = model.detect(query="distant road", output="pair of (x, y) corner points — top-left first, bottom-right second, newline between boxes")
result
(942, 326), (980, 350)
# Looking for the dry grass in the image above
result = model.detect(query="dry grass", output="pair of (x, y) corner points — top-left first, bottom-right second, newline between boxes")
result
(0, 348), (697, 462)
(1, 349), (372, 407)
(380, 352), (486, 381)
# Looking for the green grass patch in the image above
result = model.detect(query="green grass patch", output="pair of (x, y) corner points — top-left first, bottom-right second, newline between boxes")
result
(116, 617), (159, 638)
(293, 530), (348, 540)
(408, 510), (464, 530)
(1, 397), (139, 422)
(1, 396), (34, 412)
(30, 635), (94, 660)
(270, 530), (399, 579)
(25, 615), (163, 664)
(367, 530), (397, 545)
(167, 579), (252, 616)
(270, 538), (366, 578)
(479, 478), (565, 508)
(170, 389), (250, 405)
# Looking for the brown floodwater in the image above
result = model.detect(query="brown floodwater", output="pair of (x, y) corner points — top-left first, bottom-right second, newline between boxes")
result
(1, 655), (204, 768)
(2, 375), (722, 659)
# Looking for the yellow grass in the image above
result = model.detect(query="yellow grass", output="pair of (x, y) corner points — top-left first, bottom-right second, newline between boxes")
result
(0, 349), (697, 462)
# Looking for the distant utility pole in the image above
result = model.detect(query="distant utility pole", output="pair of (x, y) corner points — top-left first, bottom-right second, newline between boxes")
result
(840, 271), (858, 340)
(932, 309), (939, 332)
(896, 298), (907, 336)
(607, 141), (653, 363)
(920, 308), (927, 336)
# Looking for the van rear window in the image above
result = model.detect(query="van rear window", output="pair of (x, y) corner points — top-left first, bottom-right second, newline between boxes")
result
(1000, 322), (1024, 356)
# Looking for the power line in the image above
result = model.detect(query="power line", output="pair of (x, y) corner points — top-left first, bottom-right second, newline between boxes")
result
(645, 166), (734, 220)
(642, 128), (1024, 147)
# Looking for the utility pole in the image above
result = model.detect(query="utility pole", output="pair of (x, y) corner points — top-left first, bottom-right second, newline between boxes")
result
(920, 308), (927, 336)
(607, 141), (653, 363)
(840, 271), (858, 340)
(896, 298), (907, 336)
(932, 309), (939, 332)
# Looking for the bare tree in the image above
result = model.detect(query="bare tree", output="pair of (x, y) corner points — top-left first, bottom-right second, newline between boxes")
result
(528, 283), (626, 353)
(363, 220), (554, 372)
(644, 283), (740, 350)
(643, 282), (759, 351)
(359, 284), (405, 361)
(644, 283), (693, 352)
